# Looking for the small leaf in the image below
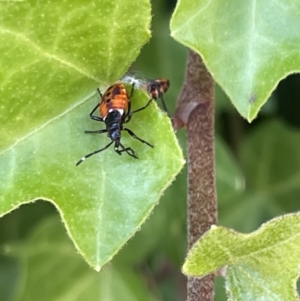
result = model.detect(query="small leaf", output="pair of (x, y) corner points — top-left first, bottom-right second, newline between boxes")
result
(183, 214), (300, 301)
(170, 1), (300, 121)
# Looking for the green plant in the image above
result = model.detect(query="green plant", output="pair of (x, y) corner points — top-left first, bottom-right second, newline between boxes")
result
(1, 1), (300, 301)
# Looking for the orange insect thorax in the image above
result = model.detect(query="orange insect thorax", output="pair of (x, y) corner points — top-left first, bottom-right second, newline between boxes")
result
(99, 84), (129, 118)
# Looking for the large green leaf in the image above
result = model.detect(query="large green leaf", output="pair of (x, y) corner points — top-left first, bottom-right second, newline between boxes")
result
(9, 217), (157, 301)
(0, 1), (185, 269)
(170, 0), (300, 121)
(183, 214), (300, 301)
(0, 0), (151, 150)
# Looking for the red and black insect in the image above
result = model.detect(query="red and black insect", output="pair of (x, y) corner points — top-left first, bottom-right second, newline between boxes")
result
(146, 78), (170, 115)
(76, 83), (153, 166)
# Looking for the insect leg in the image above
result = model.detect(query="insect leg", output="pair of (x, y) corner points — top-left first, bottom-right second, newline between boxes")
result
(128, 82), (135, 98)
(115, 142), (138, 159)
(88, 88), (105, 122)
(76, 140), (114, 166)
(159, 94), (170, 116)
(85, 129), (108, 134)
(97, 88), (103, 98)
(88, 103), (103, 122)
(125, 98), (153, 123)
(123, 127), (153, 148)
(125, 83), (136, 121)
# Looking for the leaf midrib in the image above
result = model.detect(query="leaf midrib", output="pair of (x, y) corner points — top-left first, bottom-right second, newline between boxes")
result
(0, 26), (99, 81)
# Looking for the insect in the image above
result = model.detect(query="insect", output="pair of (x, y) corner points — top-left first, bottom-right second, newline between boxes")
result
(76, 83), (153, 166)
(146, 78), (170, 115)
(121, 76), (170, 115)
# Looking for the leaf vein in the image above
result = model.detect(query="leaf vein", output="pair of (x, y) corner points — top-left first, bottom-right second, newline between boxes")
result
(0, 27), (99, 81)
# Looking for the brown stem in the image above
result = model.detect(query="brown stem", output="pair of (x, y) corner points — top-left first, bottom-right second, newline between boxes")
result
(174, 50), (217, 301)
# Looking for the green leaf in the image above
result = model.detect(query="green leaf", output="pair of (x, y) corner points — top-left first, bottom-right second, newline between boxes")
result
(0, 1), (185, 269)
(9, 217), (157, 301)
(183, 214), (300, 301)
(170, 1), (300, 121)
(0, 0), (151, 150)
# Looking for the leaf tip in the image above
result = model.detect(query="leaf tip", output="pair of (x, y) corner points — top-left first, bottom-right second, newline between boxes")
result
(95, 265), (101, 272)
(181, 262), (189, 276)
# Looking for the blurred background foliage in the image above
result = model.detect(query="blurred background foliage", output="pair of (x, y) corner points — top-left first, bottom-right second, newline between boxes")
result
(1, 0), (300, 300)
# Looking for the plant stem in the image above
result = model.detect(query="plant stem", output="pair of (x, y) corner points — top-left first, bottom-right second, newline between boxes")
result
(174, 50), (217, 301)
